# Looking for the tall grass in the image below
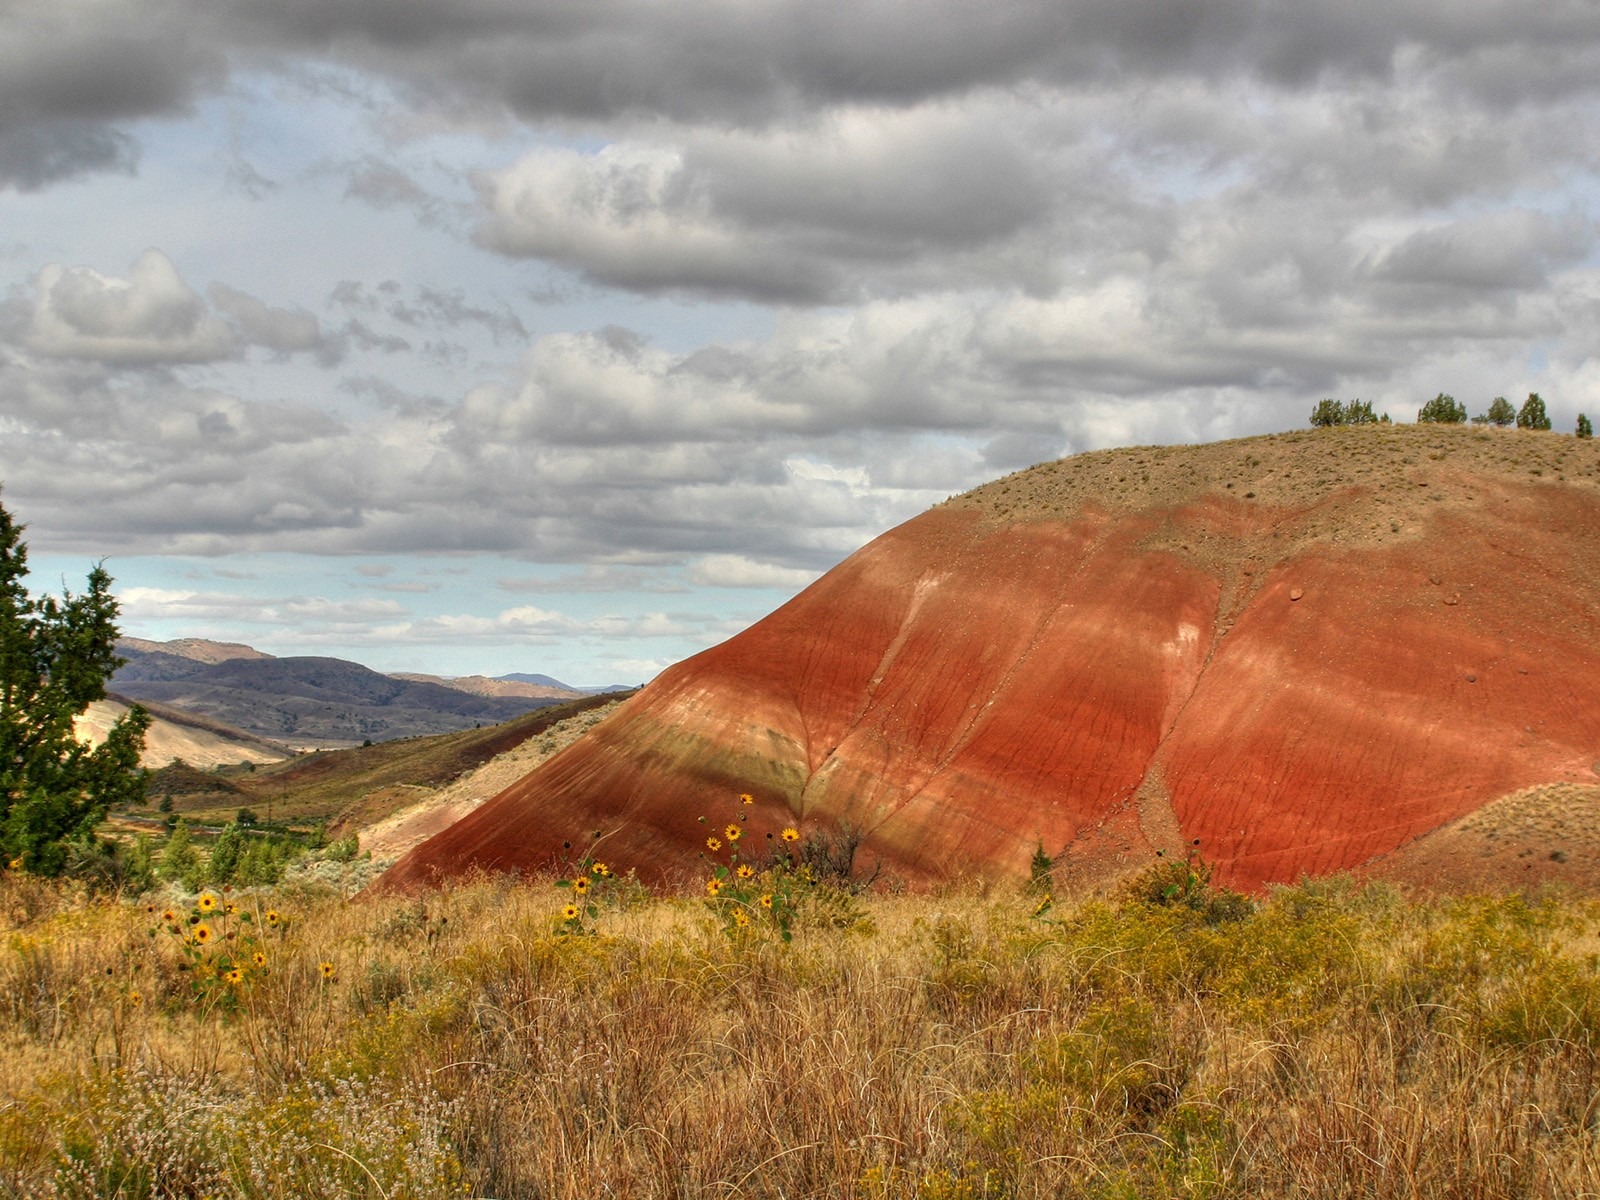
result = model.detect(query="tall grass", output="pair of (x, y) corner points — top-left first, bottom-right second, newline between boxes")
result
(2, 864), (1598, 1198)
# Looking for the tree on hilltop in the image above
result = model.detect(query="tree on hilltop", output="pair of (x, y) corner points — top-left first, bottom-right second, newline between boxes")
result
(1310, 399), (1386, 428)
(0, 494), (148, 876)
(1310, 399), (1346, 427)
(1579, 413), (1593, 439)
(1517, 393), (1551, 430)
(1418, 393), (1466, 424)
(1483, 397), (1517, 427)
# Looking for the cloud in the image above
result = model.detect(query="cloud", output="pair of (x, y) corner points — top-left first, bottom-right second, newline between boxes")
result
(4, 251), (343, 366)
(688, 555), (821, 589)
(0, 121), (138, 192)
(474, 107), (1062, 301)
(18, 250), (237, 364)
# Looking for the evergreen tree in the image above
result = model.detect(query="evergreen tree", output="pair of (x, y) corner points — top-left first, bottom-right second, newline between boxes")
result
(1485, 396), (1517, 427)
(0, 495), (148, 875)
(1579, 413), (1594, 439)
(1417, 393), (1466, 423)
(158, 818), (202, 890)
(207, 820), (244, 885)
(1517, 393), (1552, 430)
(1309, 399), (1346, 427)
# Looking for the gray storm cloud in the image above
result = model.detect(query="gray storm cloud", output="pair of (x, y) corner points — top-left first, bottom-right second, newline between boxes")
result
(2, 0), (1599, 582)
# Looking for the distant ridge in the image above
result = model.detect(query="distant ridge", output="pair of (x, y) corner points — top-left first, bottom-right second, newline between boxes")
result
(112, 643), (568, 748)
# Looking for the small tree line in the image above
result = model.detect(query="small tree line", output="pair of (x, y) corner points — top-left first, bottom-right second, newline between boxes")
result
(1312, 392), (1592, 437)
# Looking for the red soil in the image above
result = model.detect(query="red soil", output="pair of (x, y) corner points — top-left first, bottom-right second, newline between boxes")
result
(375, 427), (1600, 893)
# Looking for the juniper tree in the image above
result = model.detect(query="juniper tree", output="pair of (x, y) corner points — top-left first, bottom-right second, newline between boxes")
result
(0, 495), (148, 875)
(1580, 413), (1594, 439)
(1517, 393), (1552, 430)
(1485, 396), (1517, 427)
(1417, 393), (1466, 423)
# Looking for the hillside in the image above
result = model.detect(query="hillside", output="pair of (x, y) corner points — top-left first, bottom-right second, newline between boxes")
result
(376, 423), (1600, 894)
(74, 692), (293, 769)
(147, 692), (632, 829)
(111, 653), (567, 748)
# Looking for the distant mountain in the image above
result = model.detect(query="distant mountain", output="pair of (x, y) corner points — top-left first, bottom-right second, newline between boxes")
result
(111, 650), (564, 748)
(498, 672), (636, 695)
(118, 637), (272, 665)
(389, 673), (584, 701)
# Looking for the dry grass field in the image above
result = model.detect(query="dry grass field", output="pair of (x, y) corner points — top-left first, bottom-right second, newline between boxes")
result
(4, 848), (1600, 1199)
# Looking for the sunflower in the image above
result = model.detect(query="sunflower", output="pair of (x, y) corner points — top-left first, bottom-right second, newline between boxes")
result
(736, 864), (755, 880)
(591, 861), (610, 877)
(572, 876), (591, 895)
(706, 837), (722, 852)
(319, 961), (336, 980)
(192, 924), (213, 945)
(740, 793), (754, 805)
(196, 893), (218, 913)
(252, 951), (268, 968)
(781, 827), (800, 843)
(224, 902), (238, 916)
(224, 968), (244, 985)
(724, 824), (741, 842)
(562, 904), (580, 921)
(733, 910), (750, 927)
(161, 908), (178, 924)
(759, 894), (774, 909)
(705, 878), (722, 896)
(264, 910), (282, 928)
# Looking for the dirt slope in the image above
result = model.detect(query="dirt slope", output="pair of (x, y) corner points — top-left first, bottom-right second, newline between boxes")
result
(376, 424), (1600, 893)
(74, 694), (292, 768)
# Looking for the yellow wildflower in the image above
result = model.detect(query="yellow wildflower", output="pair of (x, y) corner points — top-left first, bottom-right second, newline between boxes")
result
(759, 894), (773, 909)
(319, 961), (336, 980)
(733, 910), (750, 927)
(706, 837), (722, 852)
(196, 893), (218, 913)
(740, 793), (754, 805)
(724, 824), (741, 842)
(572, 876), (590, 895)
(562, 904), (580, 921)
(705, 878), (722, 896)
(736, 864), (755, 880)
(781, 827), (800, 843)
(591, 861), (610, 877)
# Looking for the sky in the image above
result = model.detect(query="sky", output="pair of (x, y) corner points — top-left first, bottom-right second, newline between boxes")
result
(3, 1), (1600, 686)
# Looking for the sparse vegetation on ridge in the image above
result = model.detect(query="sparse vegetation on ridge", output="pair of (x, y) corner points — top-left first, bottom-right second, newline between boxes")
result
(3, 861), (1600, 1198)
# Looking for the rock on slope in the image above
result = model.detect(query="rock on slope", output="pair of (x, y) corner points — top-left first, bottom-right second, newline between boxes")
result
(377, 425), (1600, 893)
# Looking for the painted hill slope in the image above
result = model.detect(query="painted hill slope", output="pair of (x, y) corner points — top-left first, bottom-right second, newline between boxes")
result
(377, 424), (1600, 893)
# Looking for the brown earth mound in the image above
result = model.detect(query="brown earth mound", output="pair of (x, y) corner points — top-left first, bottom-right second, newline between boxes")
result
(375, 425), (1600, 894)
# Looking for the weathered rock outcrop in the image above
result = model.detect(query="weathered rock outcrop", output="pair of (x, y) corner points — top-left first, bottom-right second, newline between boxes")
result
(376, 425), (1600, 892)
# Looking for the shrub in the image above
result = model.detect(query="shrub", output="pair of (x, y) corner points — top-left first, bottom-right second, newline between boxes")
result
(1517, 392), (1552, 430)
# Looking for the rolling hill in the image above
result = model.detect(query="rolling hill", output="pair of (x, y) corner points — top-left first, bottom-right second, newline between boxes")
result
(374, 423), (1600, 894)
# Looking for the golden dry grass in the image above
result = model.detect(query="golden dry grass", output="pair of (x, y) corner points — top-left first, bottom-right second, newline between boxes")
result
(4, 863), (1600, 1199)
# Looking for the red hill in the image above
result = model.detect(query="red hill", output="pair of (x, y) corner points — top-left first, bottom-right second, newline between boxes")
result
(375, 425), (1600, 893)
